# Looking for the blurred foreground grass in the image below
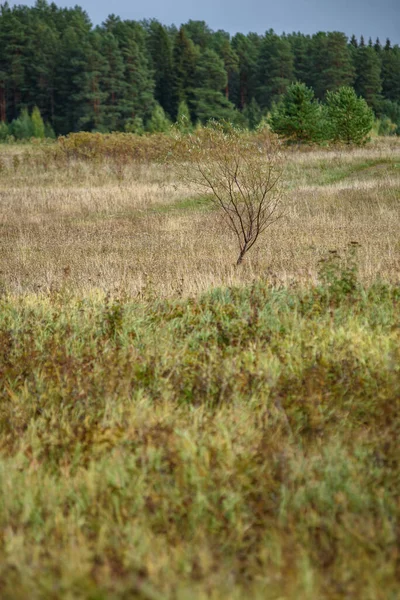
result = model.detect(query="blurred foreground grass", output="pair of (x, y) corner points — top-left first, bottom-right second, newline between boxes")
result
(0, 271), (399, 599)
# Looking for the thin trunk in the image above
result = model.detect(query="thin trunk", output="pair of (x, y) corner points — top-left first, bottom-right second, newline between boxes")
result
(236, 245), (247, 265)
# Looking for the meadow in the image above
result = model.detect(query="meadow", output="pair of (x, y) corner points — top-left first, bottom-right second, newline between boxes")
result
(0, 135), (399, 599)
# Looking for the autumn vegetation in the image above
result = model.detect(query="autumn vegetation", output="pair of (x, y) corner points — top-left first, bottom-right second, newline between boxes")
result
(0, 129), (399, 599)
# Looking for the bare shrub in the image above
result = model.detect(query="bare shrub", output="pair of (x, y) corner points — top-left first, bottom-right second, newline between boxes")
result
(170, 122), (285, 265)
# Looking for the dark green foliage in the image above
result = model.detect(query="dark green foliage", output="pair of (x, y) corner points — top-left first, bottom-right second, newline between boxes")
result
(147, 103), (171, 133)
(353, 45), (382, 108)
(381, 44), (400, 102)
(269, 82), (323, 142)
(287, 33), (312, 84)
(193, 49), (237, 123)
(309, 32), (355, 99)
(326, 86), (374, 144)
(376, 99), (400, 134)
(242, 97), (262, 130)
(10, 108), (33, 139)
(172, 27), (199, 118)
(145, 20), (174, 117)
(0, 121), (9, 140)
(257, 29), (294, 109)
(230, 33), (261, 109)
(176, 100), (192, 132)
(31, 105), (45, 138)
(0, 4), (396, 135)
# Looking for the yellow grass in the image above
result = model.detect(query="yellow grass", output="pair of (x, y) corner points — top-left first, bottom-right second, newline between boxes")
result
(0, 139), (399, 297)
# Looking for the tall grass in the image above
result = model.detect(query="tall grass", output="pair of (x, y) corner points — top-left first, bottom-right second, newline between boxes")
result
(0, 135), (399, 598)
(0, 276), (399, 599)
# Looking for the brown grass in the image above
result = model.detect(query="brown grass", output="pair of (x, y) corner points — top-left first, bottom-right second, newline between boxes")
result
(0, 139), (399, 297)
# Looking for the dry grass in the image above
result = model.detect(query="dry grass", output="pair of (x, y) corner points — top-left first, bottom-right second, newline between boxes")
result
(0, 137), (400, 599)
(0, 139), (399, 297)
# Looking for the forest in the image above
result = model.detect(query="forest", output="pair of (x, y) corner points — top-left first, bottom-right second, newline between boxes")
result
(0, 0), (400, 136)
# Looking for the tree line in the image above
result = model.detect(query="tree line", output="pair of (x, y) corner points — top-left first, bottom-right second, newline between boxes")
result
(0, 0), (399, 136)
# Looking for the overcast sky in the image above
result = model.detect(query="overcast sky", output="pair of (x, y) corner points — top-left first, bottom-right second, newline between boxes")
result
(16, 0), (400, 44)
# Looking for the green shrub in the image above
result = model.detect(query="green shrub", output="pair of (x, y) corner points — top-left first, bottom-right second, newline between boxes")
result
(176, 100), (192, 133)
(44, 121), (56, 139)
(10, 108), (33, 140)
(31, 106), (45, 138)
(124, 116), (145, 135)
(325, 87), (374, 145)
(147, 103), (171, 133)
(269, 82), (324, 143)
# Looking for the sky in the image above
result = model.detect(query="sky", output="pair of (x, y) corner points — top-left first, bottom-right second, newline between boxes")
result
(15, 0), (400, 44)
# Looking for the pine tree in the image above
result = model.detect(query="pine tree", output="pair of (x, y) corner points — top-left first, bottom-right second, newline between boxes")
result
(147, 103), (171, 133)
(182, 20), (213, 50)
(323, 32), (355, 92)
(350, 35), (358, 49)
(326, 86), (374, 144)
(176, 100), (192, 132)
(192, 48), (237, 123)
(25, 1), (60, 123)
(110, 21), (155, 125)
(309, 32), (354, 99)
(353, 45), (382, 107)
(230, 33), (260, 109)
(172, 27), (199, 119)
(11, 108), (33, 139)
(73, 31), (108, 131)
(381, 44), (400, 102)
(287, 33), (312, 85)
(31, 105), (45, 138)
(0, 7), (27, 120)
(242, 97), (262, 130)
(145, 20), (174, 117)
(100, 32), (126, 131)
(219, 39), (239, 100)
(374, 38), (382, 54)
(269, 82), (322, 142)
(52, 10), (93, 133)
(257, 30), (294, 109)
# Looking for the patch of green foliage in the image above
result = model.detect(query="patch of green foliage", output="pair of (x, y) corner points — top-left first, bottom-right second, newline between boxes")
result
(0, 266), (399, 598)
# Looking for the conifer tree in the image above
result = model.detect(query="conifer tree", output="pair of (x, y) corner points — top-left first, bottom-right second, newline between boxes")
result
(146, 20), (174, 117)
(147, 103), (171, 133)
(31, 105), (45, 138)
(192, 48), (236, 123)
(326, 86), (374, 144)
(323, 32), (355, 92)
(242, 97), (262, 130)
(287, 33), (312, 85)
(374, 38), (382, 54)
(230, 33), (260, 109)
(11, 108), (33, 139)
(257, 30), (294, 109)
(350, 35), (358, 49)
(176, 100), (192, 132)
(110, 21), (155, 125)
(353, 44), (382, 107)
(100, 32), (126, 131)
(219, 39), (239, 99)
(269, 82), (322, 142)
(381, 44), (400, 102)
(182, 20), (213, 50)
(74, 31), (108, 130)
(172, 27), (199, 118)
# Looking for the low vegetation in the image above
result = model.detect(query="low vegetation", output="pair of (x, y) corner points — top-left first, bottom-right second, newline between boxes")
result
(0, 135), (399, 598)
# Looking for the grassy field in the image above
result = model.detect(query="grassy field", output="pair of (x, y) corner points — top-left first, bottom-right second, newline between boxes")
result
(0, 137), (399, 599)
